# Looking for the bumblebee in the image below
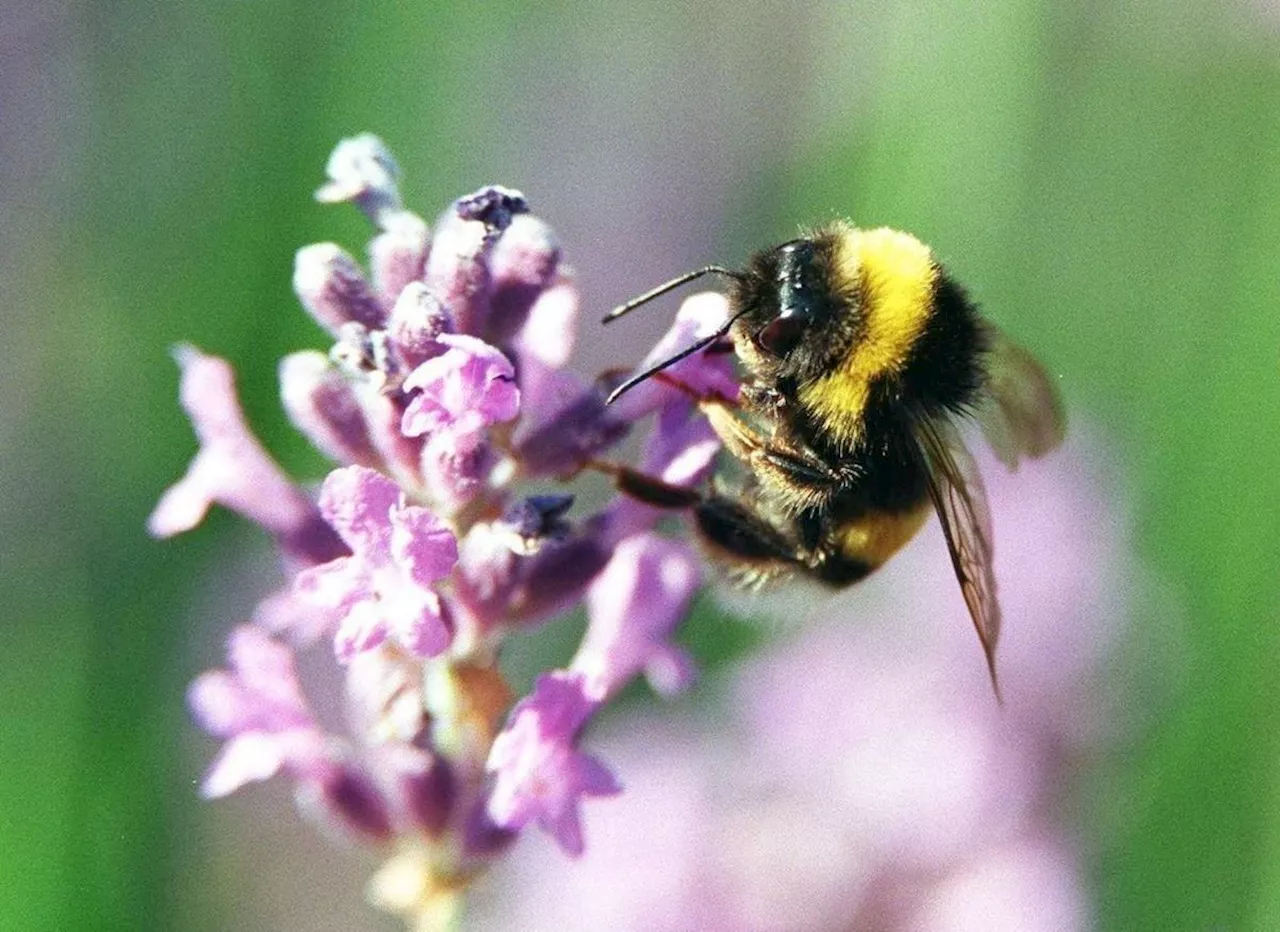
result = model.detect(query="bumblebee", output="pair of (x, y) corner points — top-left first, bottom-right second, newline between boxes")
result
(603, 221), (1065, 693)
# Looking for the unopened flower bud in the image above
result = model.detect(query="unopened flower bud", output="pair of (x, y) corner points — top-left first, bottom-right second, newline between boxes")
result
(279, 351), (381, 467)
(297, 762), (394, 843)
(395, 748), (456, 838)
(422, 218), (493, 338)
(511, 278), (579, 370)
(314, 133), (403, 225)
(461, 801), (518, 859)
(487, 215), (561, 343)
(506, 532), (612, 628)
(511, 376), (631, 478)
(370, 211), (430, 307)
(387, 282), (451, 369)
(454, 185), (528, 229)
(497, 494), (574, 555)
(294, 243), (386, 334)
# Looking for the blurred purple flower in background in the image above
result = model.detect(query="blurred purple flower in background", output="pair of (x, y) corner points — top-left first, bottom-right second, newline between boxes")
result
(154, 134), (1139, 930)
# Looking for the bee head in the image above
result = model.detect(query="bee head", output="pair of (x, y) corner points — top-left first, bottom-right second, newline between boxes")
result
(730, 229), (860, 391)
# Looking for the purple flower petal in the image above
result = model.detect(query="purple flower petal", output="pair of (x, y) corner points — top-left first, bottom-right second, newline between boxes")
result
(253, 586), (341, 646)
(317, 466), (401, 559)
(573, 534), (701, 701)
(201, 731), (294, 798)
(401, 333), (519, 440)
(392, 504), (460, 587)
(486, 672), (621, 857)
(148, 346), (346, 566)
(643, 402), (721, 486)
(299, 466), (459, 661)
(610, 292), (741, 421)
(188, 626), (328, 798)
(332, 601), (392, 660)
(607, 401), (722, 540)
(188, 626), (312, 735)
(384, 586), (450, 658)
(293, 556), (370, 620)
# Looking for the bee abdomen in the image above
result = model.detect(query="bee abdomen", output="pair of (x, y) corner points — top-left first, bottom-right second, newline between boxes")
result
(811, 552), (874, 586)
(829, 501), (932, 577)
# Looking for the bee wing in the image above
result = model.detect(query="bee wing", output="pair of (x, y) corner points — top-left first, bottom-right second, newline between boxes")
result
(918, 417), (1003, 699)
(977, 323), (1066, 470)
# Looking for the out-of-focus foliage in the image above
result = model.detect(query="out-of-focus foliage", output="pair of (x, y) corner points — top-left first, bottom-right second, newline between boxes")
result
(2, 2), (1277, 930)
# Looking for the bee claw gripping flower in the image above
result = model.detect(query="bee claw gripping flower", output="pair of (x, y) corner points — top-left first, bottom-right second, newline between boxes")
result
(156, 135), (725, 929)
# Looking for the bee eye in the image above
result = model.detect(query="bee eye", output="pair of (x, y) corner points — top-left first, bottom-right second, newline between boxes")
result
(756, 315), (805, 357)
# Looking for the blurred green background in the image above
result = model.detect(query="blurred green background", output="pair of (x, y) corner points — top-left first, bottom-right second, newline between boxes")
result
(4, 2), (1279, 929)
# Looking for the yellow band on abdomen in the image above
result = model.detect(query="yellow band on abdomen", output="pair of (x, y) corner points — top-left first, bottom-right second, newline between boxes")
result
(835, 501), (931, 568)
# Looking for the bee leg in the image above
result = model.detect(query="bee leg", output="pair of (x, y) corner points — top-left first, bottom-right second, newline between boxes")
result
(693, 495), (807, 583)
(700, 398), (849, 510)
(586, 459), (705, 509)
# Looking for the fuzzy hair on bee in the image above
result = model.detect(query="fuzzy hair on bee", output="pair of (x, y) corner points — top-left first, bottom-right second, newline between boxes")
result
(602, 221), (1066, 697)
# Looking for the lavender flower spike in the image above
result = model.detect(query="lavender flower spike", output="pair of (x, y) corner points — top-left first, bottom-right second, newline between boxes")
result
(486, 672), (621, 857)
(149, 345), (345, 566)
(295, 466), (459, 662)
(165, 137), (777, 927)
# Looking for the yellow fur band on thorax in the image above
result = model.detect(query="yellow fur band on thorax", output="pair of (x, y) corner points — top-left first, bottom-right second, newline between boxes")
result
(798, 226), (937, 446)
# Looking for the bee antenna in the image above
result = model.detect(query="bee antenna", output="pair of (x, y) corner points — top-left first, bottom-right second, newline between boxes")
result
(601, 266), (743, 324)
(605, 308), (748, 405)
